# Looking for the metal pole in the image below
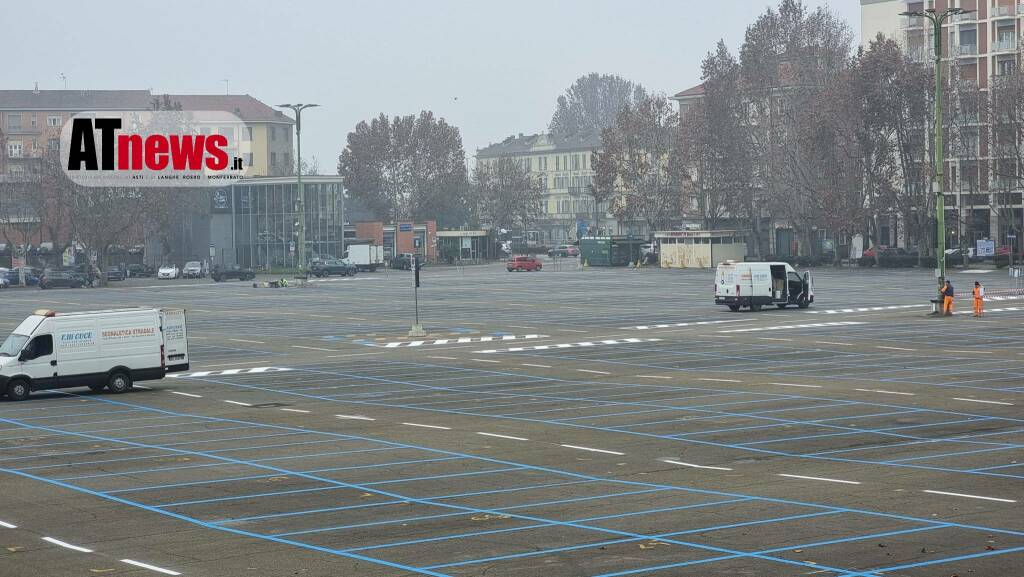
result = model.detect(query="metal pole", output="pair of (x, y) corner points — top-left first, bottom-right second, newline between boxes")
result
(295, 110), (305, 269)
(933, 12), (946, 289)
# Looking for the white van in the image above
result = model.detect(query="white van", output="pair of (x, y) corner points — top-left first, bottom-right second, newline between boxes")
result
(0, 308), (189, 401)
(715, 261), (813, 312)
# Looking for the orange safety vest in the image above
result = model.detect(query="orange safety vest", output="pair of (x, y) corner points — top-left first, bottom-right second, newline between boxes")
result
(973, 286), (983, 299)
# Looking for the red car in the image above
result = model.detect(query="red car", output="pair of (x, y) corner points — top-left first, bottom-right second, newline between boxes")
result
(507, 256), (542, 272)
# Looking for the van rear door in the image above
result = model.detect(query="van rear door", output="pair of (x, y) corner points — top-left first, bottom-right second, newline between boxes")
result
(160, 309), (189, 372)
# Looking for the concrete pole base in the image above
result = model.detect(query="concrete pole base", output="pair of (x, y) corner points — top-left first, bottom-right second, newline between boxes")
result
(408, 324), (427, 337)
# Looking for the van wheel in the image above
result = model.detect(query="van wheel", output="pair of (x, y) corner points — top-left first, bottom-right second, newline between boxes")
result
(750, 304), (762, 312)
(6, 379), (30, 401)
(107, 371), (132, 394)
(728, 305), (740, 312)
(88, 384), (105, 393)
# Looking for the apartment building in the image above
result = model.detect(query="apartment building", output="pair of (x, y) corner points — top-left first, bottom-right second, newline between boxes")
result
(862, 0), (1024, 246)
(475, 132), (623, 244)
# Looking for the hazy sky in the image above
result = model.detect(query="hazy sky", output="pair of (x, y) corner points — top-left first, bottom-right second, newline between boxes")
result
(8, 0), (860, 170)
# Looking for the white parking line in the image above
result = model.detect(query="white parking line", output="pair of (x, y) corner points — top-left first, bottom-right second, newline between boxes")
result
(402, 423), (452, 430)
(661, 459), (733, 471)
(42, 537), (93, 553)
(224, 400), (252, 407)
(292, 345), (335, 352)
(472, 358), (501, 363)
(637, 375), (672, 379)
(560, 444), (625, 456)
(953, 398), (1014, 406)
(815, 341), (855, 346)
(120, 559), (182, 575)
(923, 490), (1016, 503)
(0, 520), (16, 529)
(769, 383), (821, 388)
(577, 369), (611, 375)
(336, 415), (375, 421)
(429, 356), (458, 360)
(230, 338), (266, 344)
(170, 391), (202, 398)
(877, 346), (916, 352)
(699, 378), (742, 383)
(778, 474), (861, 485)
(280, 408), (311, 413)
(855, 388), (916, 396)
(523, 363), (552, 368)
(477, 432), (529, 441)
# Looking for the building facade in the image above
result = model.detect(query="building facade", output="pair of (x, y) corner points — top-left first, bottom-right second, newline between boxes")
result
(475, 132), (622, 244)
(861, 0), (1024, 248)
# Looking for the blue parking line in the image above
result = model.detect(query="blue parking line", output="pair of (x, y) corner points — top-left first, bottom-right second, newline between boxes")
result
(880, 445), (1017, 464)
(740, 417), (1004, 447)
(836, 545), (1024, 577)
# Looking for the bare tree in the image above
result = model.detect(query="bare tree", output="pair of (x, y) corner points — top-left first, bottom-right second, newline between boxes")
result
(593, 95), (682, 233)
(472, 157), (542, 237)
(549, 73), (648, 139)
(989, 67), (1024, 253)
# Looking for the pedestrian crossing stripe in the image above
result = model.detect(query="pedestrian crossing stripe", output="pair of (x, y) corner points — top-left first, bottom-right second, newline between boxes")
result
(719, 321), (865, 333)
(477, 337), (661, 354)
(625, 320), (743, 330)
(382, 334), (546, 348)
(169, 367), (293, 378)
(807, 305), (927, 314)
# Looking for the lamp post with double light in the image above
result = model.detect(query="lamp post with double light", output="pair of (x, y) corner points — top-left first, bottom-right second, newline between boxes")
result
(276, 103), (319, 269)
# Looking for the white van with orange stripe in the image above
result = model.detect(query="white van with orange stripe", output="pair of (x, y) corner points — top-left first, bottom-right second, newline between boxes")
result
(0, 308), (189, 401)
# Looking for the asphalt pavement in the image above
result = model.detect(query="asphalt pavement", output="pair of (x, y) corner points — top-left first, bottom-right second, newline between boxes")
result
(0, 261), (1020, 577)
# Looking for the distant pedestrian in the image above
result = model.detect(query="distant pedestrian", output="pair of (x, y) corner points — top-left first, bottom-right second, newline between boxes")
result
(973, 281), (985, 317)
(940, 280), (955, 316)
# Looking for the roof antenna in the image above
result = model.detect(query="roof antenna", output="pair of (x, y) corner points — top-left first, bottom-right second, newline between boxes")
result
(59, 73), (67, 89)
(222, 79), (229, 95)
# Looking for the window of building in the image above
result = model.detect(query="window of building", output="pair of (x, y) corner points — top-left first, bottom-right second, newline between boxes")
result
(270, 152), (277, 166)
(47, 138), (59, 151)
(283, 128), (289, 141)
(220, 126), (234, 146)
(245, 126), (253, 141)
(7, 142), (22, 158)
(244, 153), (253, 167)
(555, 156), (560, 171)
(284, 153), (291, 169)
(30, 115), (37, 127)
(47, 115), (61, 127)
(524, 157), (532, 171)
(270, 126), (276, 141)
(7, 114), (22, 130)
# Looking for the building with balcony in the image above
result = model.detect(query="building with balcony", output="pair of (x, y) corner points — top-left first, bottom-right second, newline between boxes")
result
(475, 132), (627, 245)
(862, 0), (1024, 248)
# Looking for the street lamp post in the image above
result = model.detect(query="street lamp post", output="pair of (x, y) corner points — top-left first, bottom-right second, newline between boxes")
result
(276, 103), (319, 269)
(899, 7), (971, 290)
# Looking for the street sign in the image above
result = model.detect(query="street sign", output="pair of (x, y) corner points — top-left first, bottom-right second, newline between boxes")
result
(977, 239), (995, 257)
(209, 244), (216, 258)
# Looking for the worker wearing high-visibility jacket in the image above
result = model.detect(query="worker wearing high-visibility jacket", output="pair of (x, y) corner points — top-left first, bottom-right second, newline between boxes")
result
(973, 281), (985, 317)
(940, 280), (954, 316)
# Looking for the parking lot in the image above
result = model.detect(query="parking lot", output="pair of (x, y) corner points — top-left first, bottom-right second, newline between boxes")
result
(0, 262), (1021, 577)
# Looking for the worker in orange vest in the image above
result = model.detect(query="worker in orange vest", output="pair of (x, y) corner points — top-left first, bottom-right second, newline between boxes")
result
(939, 280), (954, 316)
(973, 281), (985, 317)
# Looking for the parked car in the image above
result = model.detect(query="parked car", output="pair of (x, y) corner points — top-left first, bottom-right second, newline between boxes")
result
(126, 264), (154, 278)
(211, 264), (255, 282)
(3, 269), (40, 286)
(310, 259), (358, 277)
(548, 244), (580, 258)
(157, 265), (181, 279)
(182, 261), (205, 279)
(507, 256), (542, 272)
(390, 253), (422, 270)
(39, 270), (86, 289)
(0, 276), (9, 289)
(106, 268), (125, 282)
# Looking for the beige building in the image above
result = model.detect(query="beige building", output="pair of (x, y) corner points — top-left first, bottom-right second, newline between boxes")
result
(475, 132), (623, 244)
(0, 88), (294, 179)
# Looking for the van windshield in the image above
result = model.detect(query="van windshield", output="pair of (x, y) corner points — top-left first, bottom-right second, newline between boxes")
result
(0, 334), (29, 357)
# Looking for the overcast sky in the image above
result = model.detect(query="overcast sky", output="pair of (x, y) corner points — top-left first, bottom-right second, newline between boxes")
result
(8, 0), (859, 170)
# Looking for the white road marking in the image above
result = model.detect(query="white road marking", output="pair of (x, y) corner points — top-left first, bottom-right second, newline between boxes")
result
(816, 341), (855, 346)
(855, 388), (916, 396)
(380, 334), (546, 348)
(626, 319), (743, 330)
(0, 520), (16, 529)
(637, 375), (672, 379)
(523, 363), (552, 368)
(478, 338), (659, 354)
(402, 422), (452, 430)
(808, 304), (928, 315)
(577, 369), (611, 375)
(170, 391), (202, 398)
(477, 432), (529, 441)
(661, 459), (733, 471)
(224, 400), (252, 407)
(769, 383), (821, 388)
(778, 474), (861, 485)
(472, 358), (501, 363)
(120, 559), (182, 575)
(292, 345), (335, 352)
(279, 408), (311, 413)
(758, 337), (791, 342)
(170, 366), (292, 378)
(699, 378), (742, 383)
(229, 338), (266, 344)
(42, 537), (93, 553)
(720, 321), (866, 333)
(336, 415), (375, 421)
(429, 356), (458, 360)
(877, 346), (916, 352)
(953, 398), (1014, 406)
(560, 444), (625, 456)
(923, 490), (1016, 503)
